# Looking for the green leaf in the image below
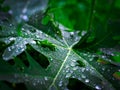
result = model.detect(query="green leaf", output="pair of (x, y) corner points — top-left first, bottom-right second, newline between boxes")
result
(0, 20), (119, 90)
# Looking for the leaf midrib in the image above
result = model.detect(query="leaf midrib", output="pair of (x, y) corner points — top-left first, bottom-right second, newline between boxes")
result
(48, 48), (71, 89)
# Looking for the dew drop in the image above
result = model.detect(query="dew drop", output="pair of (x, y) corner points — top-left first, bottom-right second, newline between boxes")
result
(20, 15), (29, 21)
(8, 10), (13, 14)
(70, 32), (74, 37)
(86, 68), (89, 71)
(73, 67), (78, 70)
(89, 58), (93, 61)
(65, 65), (69, 69)
(85, 79), (89, 83)
(44, 76), (48, 81)
(83, 53), (87, 56)
(71, 62), (76, 67)
(95, 85), (101, 90)
(81, 75), (86, 79)
(45, 34), (48, 37)
(78, 77), (82, 81)
(72, 59), (76, 62)
(22, 28), (25, 30)
(65, 73), (71, 78)
(22, 8), (27, 13)
(102, 68), (105, 71)
(36, 35), (40, 38)
(9, 24), (12, 27)
(8, 47), (11, 51)
(33, 82), (36, 86)
(81, 68), (85, 72)
(30, 40), (36, 44)
(81, 31), (87, 36)
(58, 81), (63, 87)
(9, 37), (15, 41)
(24, 74), (28, 77)
(66, 69), (69, 73)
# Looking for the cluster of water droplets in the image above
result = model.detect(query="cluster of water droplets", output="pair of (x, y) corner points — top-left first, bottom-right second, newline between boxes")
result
(2, 37), (34, 61)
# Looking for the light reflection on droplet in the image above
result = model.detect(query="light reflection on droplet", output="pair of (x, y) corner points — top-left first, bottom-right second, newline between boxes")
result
(95, 85), (101, 90)
(85, 79), (89, 83)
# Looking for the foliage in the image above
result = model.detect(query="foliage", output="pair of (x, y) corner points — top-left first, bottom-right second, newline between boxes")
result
(0, 0), (120, 90)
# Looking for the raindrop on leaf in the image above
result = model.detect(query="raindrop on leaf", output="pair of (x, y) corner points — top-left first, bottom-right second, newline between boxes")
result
(85, 79), (89, 83)
(65, 73), (71, 78)
(44, 76), (48, 81)
(95, 85), (101, 90)
(58, 81), (63, 87)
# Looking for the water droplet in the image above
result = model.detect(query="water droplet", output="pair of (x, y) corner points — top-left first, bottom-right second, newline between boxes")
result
(30, 40), (36, 44)
(102, 56), (106, 58)
(102, 68), (105, 71)
(81, 68), (85, 72)
(73, 67), (78, 70)
(58, 81), (63, 87)
(81, 31), (87, 36)
(9, 37), (16, 41)
(72, 76), (75, 78)
(22, 28), (25, 30)
(22, 8), (27, 13)
(66, 69), (69, 73)
(89, 58), (93, 61)
(65, 73), (71, 78)
(81, 75), (86, 79)
(70, 70), (73, 74)
(85, 79), (89, 83)
(72, 59), (76, 62)
(65, 65), (69, 69)
(33, 82), (36, 86)
(8, 47), (11, 51)
(78, 77), (81, 80)
(83, 53), (87, 56)
(8, 10), (13, 14)
(9, 24), (12, 26)
(45, 34), (48, 37)
(36, 35), (40, 38)
(71, 62), (76, 67)
(44, 76), (48, 81)
(24, 74), (28, 77)
(20, 15), (29, 21)
(86, 68), (89, 71)
(95, 85), (101, 90)
(11, 46), (14, 49)
(70, 32), (74, 36)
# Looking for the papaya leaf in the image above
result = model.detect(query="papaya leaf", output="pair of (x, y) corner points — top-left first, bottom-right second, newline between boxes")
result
(0, 20), (120, 90)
